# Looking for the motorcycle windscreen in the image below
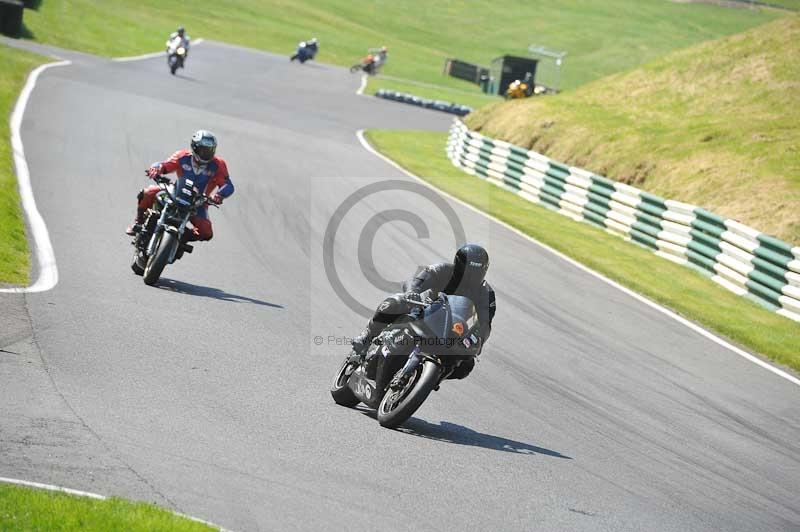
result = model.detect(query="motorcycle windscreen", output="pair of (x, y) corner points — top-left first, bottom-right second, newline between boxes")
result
(413, 295), (477, 340)
(445, 295), (479, 338)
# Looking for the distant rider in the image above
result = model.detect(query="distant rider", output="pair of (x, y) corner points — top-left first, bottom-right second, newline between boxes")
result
(166, 26), (191, 63)
(367, 45), (388, 73)
(125, 130), (234, 243)
(375, 45), (388, 68)
(306, 37), (319, 55)
(351, 244), (496, 380)
(291, 37), (318, 62)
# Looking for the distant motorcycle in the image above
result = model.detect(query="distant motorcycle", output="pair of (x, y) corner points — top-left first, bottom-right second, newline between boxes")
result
(350, 54), (380, 75)
(290, 40), (318, 63)
(330, 290), (482, 428)
(166, 37), (187, 75)
(130, 175), (218, 285)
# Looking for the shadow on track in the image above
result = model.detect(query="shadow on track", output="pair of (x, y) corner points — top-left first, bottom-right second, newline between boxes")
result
(175, 73), (201, 83)
(399, 418), (572, 458)
(353, 407), (570, 458)
(157, 278), (284, 308)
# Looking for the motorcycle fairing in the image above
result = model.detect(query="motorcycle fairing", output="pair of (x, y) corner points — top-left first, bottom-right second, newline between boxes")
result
(409, 294), (480, 356)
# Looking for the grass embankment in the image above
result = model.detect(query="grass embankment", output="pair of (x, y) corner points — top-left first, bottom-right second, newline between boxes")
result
(0, 45), (47, 286)
(0, 484), (215, 531)
(468, 16), (800, 243)
(21, 0), (777, 106)
(365, 129), (800, 372)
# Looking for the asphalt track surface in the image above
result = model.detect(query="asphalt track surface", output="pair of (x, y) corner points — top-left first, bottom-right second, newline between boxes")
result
(1, 40), (799, 532)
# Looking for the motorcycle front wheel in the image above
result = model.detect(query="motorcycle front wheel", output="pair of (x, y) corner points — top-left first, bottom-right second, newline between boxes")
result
(330, 356), (360, 407)
(349, 64), (362, 73)
(377, 360), (440, 429)
(143, 231), (176, 286)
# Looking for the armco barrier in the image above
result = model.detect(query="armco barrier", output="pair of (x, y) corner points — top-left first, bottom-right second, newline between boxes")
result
(446, 120), (800, 322)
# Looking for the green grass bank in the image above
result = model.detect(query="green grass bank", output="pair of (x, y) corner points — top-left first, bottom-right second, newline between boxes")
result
(364, 129), (800, 373)
(20, 0), (778, 104)
(468, 16), (800, 243)
(0, 45), (47, 286)
(0, 483), (216, 531)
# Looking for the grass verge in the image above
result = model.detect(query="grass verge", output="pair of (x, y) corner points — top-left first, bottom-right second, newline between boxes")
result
(21, 0), (777, 92)
(364, 129), (800, 373)
(0, 45), (47, 286)
(468, 16), (800, 243)
(0, 483), (215, 531)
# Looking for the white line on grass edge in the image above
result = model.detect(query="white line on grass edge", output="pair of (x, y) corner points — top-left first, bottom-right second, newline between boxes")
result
(0, 476), (231, 531)
(356, 74), (368, 96)
(2, 40), (210, 294)
(355, 129), (800, 388)
(112, 38), (205, 62)
(0, 60), (70, 294)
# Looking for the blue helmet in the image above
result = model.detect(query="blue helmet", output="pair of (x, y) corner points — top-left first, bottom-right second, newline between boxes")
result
(190, 130), (217, 163)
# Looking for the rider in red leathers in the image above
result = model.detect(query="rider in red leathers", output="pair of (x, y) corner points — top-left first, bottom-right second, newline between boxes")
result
(126, 130), (234, 242)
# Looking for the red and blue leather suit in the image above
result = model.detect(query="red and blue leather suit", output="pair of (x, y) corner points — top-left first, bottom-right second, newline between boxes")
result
(138, 149), (234, 241)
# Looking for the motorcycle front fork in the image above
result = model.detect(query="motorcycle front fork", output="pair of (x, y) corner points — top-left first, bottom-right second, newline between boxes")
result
(391, 347), (425, 388)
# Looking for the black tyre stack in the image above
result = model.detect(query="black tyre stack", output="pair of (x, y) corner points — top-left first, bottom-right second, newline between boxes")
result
(375, 89), (473, 117)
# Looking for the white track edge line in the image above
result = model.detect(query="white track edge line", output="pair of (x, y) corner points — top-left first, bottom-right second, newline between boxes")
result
(112, 38), (204, 62)
(356, 74), (368, 96)
(0, 60), (70, 294)
(0, 476), (231, 531)
(355, 129), (800, 388)
(0, 476), (105, 499)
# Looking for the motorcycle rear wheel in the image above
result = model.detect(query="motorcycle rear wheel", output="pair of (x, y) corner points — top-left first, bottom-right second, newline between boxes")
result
(377, 360), (440, 429)
(143, 231), (176, 286)
(330, 357), (360, 407)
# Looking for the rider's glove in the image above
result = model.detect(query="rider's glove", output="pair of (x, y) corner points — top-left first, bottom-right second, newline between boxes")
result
(404, 291), (421, 304)
(210, 193), (223, 205)
(146, 163), (162, 179)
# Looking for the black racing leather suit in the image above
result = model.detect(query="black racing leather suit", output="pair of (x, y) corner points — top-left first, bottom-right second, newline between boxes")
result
(357, 262), (496, 379)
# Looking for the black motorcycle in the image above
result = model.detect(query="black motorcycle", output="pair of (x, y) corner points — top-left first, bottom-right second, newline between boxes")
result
(331, 290), (482, 428)
(130, 175), (217, 285)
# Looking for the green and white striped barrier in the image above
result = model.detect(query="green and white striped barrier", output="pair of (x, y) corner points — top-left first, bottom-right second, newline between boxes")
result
(446, 120), (800, 322)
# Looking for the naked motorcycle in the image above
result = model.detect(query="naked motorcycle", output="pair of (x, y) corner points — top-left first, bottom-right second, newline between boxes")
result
(130, 175), (216, 285)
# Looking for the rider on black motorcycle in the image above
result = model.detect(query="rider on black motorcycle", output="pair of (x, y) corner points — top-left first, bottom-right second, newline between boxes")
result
(352, 243), (496, 380)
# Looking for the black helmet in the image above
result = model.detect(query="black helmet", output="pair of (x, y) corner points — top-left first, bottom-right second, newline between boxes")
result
(190, 130), (217, 163)
(177, 26), (185, 36)
(451, 243), (489, 292)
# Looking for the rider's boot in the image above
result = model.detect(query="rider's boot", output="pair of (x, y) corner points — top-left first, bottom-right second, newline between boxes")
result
(125, 208), (146, 236)
(349, 329), (371, 363)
